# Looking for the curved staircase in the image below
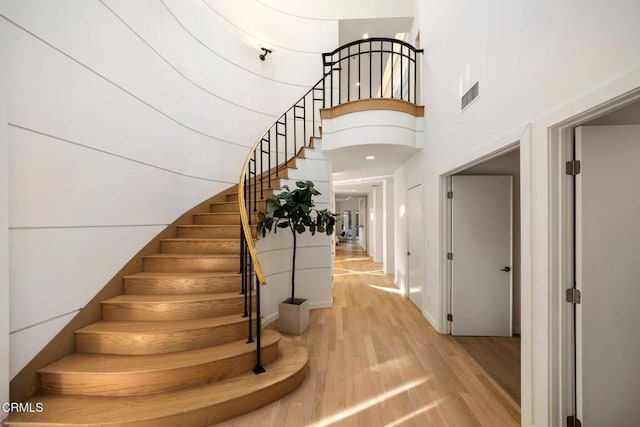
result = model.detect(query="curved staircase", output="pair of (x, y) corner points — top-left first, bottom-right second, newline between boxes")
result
(4, 178), (308, 426)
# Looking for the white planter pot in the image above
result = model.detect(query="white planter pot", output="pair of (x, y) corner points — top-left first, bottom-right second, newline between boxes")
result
(278, 299), (309, 335)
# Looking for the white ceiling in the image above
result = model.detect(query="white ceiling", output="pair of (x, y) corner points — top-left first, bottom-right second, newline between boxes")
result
(329, 144), (419, 196)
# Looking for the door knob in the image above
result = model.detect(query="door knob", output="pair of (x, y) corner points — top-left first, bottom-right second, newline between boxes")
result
(500, 266), (511, 272)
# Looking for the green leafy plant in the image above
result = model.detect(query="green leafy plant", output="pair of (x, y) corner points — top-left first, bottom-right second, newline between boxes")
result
(257, 180), (336, 305)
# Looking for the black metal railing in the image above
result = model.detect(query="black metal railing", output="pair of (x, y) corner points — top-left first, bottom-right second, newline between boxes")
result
(238, 38), (423, 374)
(323, 38), (423, 107)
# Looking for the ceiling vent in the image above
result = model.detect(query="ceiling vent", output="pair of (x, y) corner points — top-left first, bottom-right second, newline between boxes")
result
(461, 81), (479, 110)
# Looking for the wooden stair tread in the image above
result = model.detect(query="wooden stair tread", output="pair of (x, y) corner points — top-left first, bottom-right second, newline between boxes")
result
(124, 272), (241, 279)
(103, 292), (244, 304)
(143, 253), (238, 259)
(40, 331), (280, 374)
(76, 314), (249, 335)
(5, 341), (308, 426)
(160, 238), (238, 242)
(177, 225), (254, 228)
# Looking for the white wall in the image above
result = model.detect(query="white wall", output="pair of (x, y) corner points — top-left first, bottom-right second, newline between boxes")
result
(0, 0), (339, 378)
(252, 0), (415, 20)
(417, 0), (640, 425)
(256, 141), (333, 326)
(382, 177), (394, 274)
(0, 22), (10, 420)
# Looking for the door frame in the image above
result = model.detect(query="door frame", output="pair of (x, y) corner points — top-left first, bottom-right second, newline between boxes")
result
(406, 184), (423, 303)
(440, 141), (520, 335)
(549, 87), (640, 425)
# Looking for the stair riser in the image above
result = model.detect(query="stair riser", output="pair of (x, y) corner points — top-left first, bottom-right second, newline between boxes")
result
(177, 227), (256, 239)
(102, 296), (251, 321)
(39, 343), (279, 396)
(209, 203), (240, 213)
(144, 257), (239, 273)
(160, 240), (240, 255)
(75, 320), (257, 355)
(193, 214), (258, 226)
(151, 360), (307, 427)
(124, 277), (241, 295)
(210, 201), (269, 213)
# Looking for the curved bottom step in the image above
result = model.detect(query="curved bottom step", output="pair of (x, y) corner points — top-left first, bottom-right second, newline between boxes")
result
(4, 341), (308, 427)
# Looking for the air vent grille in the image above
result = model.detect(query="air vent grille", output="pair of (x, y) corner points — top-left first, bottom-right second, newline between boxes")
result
(461, 81), (479, 110)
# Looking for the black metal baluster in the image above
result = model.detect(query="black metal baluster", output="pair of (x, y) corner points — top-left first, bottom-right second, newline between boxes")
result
(303, 95), (307, 147)
(369, 41), (372, 99)
(347, 45), (351, 102)
(380, 41), (383, 97)
(247, 255), (254, 344)
(391, 42), (394, 98)
(408, 49), (411, 104)
(338, 50), (342, 105)
(358, 43), (361, 100)
(259, 139), (264, 200)
(400, 45), (404, 101)
(253, 274), (265, 374)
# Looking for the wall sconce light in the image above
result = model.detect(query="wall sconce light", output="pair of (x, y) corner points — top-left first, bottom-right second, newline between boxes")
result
(259, 47), (272, 61)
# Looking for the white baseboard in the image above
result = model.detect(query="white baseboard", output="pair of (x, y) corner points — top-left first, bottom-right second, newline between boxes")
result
(422, 309), (443, 333)
(262, 312), (278, 328)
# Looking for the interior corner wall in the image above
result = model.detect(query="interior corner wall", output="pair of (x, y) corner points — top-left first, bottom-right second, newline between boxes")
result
(1, 20), (10, 420)
(1, 0), (338, 378)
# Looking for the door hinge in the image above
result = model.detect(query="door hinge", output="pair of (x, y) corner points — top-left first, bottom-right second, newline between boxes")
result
(566, 288), (581, 304)
(447, 313), (453, 322)
(447, 252), (453, 260)
(567, 415), (582, 427)
(447, 191), (453, 199)
(566, 160), (581, 175)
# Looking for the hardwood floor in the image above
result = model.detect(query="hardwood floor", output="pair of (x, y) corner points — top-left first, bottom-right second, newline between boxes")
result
(453, 336), (521, 404)
(219, 243), (520, 426)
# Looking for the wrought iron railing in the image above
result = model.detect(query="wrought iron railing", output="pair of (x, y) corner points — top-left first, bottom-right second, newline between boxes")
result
(238, 38), (423, 374)
(323, 37), (423, 106)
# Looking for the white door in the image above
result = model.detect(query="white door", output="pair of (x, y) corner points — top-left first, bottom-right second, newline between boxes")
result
(575, 125), (640, 425)
(407, 185), (423, 308)
(451, 176), (512, 336)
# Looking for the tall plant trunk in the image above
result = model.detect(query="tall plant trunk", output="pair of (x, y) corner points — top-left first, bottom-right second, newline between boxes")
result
(290, 227), (297, 303)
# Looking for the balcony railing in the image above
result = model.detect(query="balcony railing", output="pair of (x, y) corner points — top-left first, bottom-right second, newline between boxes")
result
(238, 38), (423, 374)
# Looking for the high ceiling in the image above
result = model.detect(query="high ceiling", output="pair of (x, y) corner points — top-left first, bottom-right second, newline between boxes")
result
(330, 144), (419, 196)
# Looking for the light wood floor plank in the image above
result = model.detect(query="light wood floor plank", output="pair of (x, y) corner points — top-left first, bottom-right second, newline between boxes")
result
(218, 243), (520, 426)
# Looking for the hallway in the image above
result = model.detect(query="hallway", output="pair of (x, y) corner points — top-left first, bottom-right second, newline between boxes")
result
(219, 243), (520, 426)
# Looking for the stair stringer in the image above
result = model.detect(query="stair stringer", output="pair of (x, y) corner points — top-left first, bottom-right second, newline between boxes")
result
(9, 186), (238, 402)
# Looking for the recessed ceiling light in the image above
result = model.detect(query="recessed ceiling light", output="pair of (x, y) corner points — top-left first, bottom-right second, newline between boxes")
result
(366, 155), (375, 160)
(363, 33), (369, 39)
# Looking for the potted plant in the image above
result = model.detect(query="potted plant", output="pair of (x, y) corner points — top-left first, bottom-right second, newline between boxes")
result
(257, 180), (336, 335)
